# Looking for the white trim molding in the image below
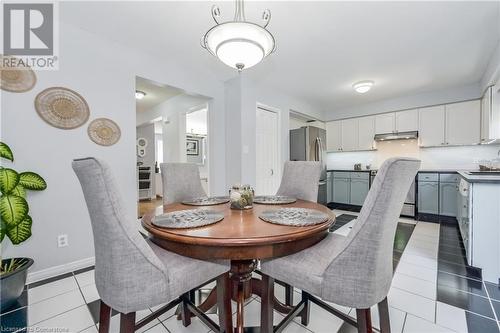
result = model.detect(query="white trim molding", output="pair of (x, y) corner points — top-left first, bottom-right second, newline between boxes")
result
(27, 257), (95, 284)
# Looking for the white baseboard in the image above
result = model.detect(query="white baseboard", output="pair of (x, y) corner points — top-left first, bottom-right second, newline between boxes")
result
(27, 257), (95, 284)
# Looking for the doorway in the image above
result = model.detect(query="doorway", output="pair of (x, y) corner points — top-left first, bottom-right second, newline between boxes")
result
(135, 76), (211, 217)
(255, 105), (280, 195)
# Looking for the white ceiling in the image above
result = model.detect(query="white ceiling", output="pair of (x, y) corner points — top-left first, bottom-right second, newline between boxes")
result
(63, 1), (500, 112)
(136, 77), (183, 113)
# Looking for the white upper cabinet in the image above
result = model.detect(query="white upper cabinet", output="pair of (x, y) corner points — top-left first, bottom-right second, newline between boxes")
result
(326, 120), (342, 151)
(341, 118), (358, 151)
(375, 113), (395, 134)
(480, 86), (500, 142)
(395, 109), (418, 132)
(481, 88), (492, 142)
(419, 105), (446, 147)
(358, 116), (375, 150)
(445, 100), (480, 146)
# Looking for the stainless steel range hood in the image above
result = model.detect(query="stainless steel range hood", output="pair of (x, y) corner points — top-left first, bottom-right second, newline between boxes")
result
(374, 131), (418, 141)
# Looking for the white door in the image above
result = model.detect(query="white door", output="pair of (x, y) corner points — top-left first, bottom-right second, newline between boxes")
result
(358, 116), (375, 150)
(341, 118), (358, 151)
(375, 113), (395, 134)
(326, 120), (342, 151)
(419, 105), (446, 147)
(256, 107), (280, 195)
(446, 100), (481, 145)
(395, 109), (418, 132)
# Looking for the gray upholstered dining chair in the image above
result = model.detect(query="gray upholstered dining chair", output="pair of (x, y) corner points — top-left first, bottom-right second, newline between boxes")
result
(160, 162), (207, 204)
(276, 161), (322, 201)
(260, 157), (420, 333)
(274, 160), (322, 305)
(72, 158), (230, 333)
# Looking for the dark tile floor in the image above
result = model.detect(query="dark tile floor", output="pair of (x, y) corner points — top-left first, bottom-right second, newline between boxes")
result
(437, 221), (500, 332)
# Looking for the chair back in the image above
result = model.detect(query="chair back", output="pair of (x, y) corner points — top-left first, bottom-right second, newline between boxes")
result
(160, 163), (206, 204)
(72, 158), (168, 312)
(322, 157), (420, 308)
(276, 161), (322, 202)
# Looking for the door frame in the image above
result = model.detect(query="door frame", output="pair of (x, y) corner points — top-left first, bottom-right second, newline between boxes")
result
(256, 102), (282, 194)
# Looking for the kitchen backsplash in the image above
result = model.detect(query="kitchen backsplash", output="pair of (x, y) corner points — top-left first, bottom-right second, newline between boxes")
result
(326, 140), (500, 170)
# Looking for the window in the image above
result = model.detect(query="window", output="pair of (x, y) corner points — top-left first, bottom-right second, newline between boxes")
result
(156, 134), (163, 164)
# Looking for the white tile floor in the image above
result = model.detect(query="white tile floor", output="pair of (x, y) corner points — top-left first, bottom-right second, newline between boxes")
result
(2, 210), (476, 332)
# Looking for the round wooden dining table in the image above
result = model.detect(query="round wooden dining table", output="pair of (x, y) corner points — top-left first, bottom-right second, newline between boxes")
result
(142, 199), (335, 333)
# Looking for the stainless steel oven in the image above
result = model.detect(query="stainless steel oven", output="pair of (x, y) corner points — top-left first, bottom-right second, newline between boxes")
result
(370, 170), (416, 218)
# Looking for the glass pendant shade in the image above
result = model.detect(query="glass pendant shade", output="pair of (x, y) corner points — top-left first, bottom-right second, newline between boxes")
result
(202, 1), (275, 71)
(204, 22), (275, 70)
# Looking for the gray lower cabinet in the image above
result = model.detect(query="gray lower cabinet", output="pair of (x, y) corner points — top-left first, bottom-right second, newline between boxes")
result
(440, 182), (458, 217)
(327, 173), (333, 203)
(418, 181), (439, 214)
(333, 178), (350, 204)
(350, 179), (369, 206)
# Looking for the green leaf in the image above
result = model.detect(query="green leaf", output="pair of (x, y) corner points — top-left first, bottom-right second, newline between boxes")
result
(0, 194), (28, 227)
(0, 168), (20, 194)
(0, 221), (6, 242)
(18, 172), (47, 191)
(6, 215), (32, 244)
(11, 185), (26, 198)
(0, 142), (13, 162)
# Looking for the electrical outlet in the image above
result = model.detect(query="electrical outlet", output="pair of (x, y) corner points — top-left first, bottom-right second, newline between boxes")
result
(57, 234), (68, 248)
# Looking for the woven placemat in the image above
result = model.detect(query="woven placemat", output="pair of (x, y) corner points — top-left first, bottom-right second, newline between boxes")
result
(253, 195), (296, 205)
(152, 208), (224, 229)
(259, 208), (330, 227)
(182, 196), (230, 206)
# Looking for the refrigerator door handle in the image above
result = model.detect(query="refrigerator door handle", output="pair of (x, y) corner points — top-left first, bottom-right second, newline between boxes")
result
(314, 137), (320, 161)
(318, 137), (324, 163)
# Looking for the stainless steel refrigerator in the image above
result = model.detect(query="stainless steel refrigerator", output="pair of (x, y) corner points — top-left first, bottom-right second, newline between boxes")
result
(289, 126), (327, 205)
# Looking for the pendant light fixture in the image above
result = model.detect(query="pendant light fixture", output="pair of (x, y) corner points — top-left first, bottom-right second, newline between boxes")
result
(202, 0), (276, 72)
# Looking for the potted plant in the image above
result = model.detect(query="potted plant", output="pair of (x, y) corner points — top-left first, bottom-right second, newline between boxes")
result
(0, 142), (46, 311)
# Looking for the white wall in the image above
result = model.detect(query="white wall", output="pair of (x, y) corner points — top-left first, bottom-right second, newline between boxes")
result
(324, 83), (481, 121)
(327, 140), (500, 170)
(136, 124), (156, 167)
(1, 22), (227, 279)
(225, 75), (324, 188)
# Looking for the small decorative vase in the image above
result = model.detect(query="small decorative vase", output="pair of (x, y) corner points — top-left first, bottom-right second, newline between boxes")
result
(229, 184), (254, 210)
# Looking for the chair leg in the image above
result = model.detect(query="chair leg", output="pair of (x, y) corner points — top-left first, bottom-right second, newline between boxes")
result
(217, 273), (233, 333)
(356, 308), (373, 333)
(180, 293), (192, 327)
(98, 301), (111, 333)
(260, 274), (274, 333)
(119, 312), (136, 333)
(377, 297), (391, 333)
(300, 292), (310, 326)
(284, 283), (294, 306)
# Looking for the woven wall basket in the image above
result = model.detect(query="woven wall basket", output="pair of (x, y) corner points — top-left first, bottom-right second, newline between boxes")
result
(88, 118), (121, 146)
(0, 56), (37, 92)
(35, 87), (90, 129)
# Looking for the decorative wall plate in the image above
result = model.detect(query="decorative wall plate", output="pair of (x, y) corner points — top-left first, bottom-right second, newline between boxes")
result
(35, 87), (90, 129)
(259, 208), (330, 226)
(253, 195), (297, 205)
(0, 56), (37, 92)
(152, 208), (224, 229)
(182, 196), (230, 206)
(88, 118), (121, 146)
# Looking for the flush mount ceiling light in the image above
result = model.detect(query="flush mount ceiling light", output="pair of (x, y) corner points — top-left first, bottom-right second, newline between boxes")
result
(353, 81), (374, 94)
(135, 91), (146, 100)
(202, 0), (276, 72)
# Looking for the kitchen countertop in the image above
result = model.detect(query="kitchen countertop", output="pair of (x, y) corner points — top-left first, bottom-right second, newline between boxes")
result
(457, 171), (500, 184)
(327, 169), (373, 172)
